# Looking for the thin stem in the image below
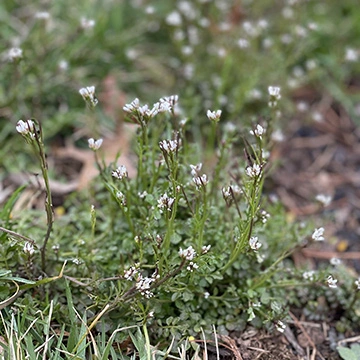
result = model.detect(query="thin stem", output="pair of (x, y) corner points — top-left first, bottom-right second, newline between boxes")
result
(32, 121), (54, 273)
(0, 226), (36, 245)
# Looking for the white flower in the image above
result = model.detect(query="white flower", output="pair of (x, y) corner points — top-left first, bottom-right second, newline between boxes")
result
(271, 129), (285, 142)
(250, 124), (265, 138)
(35, 12), (50, 19)
(256, 253), (265, 263)
(88, 138), (103, 150)
(248, 88), (262, 100)
(157, 193), (175, 212)
(355, 278), (360, 290)
(222, 186), (231, 199)
(80, 17), (96, 30)
(312, 227), (325, 242)
(160, 95), (179, 110)
(145, 6), (155, 14)
(260, 210), (270, 224)
(72, 258), (82, 265)
(297, 101), (308, 112)
(79, 86), (98, 107)
(206, 109), (222, 122)
(312, 111), (323, 123)
(123, 98), (140, 113)
(112, 165), (128, 180)
(124, 266), (138, 280)
(187, 261), (199, 272)
(159, 139), (179, 153)
(330, 258), (341, 266)
(193, 174), (208, 188)
(23, 242), (35, 255)
(179, 246), (196, 260)
(345, 48), (358, 62)
(303, 270), (316, 281)
(248, 307), (256, 321)
(166, 11), (182, 26)
(246, 163), (261, 178)
(190, 163), (202, 176)
(58, 60), (68, 71)
(138, 191), (148, 199)
(249, 236), (262, 251)
(326, 275), (338, 288)
(201, 245), (211, 254)
(116, 191), (126, 206)
(232, 185), (242, 195)
(204, 291), (210, 299)
(275, 320), (286, 333)
(6, 47), (23, 62)
(315, 194), (332, 207)
(295, 25), (307, 37)
(268, 86), (281, 107)
(16, 119), (35, 136)
(238, 38), (249, 48)
(136, 275), (155, 298)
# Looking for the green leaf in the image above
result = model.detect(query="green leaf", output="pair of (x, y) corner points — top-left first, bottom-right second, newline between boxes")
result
(0, 185), (26, 224)
(337, 344), (360, 360)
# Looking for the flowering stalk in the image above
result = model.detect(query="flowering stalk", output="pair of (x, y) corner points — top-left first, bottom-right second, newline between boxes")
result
(207, 109), (222, 153)
(210, 138), (231, 199)
(103, 259), (187, 316)
(193, 180), (208, 253)
(16, 119), (54, 272)
(221, 142), (266, 273)
(110, 166), (136, 237)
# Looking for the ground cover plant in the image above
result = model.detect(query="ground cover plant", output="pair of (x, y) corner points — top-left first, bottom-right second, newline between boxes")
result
(1, 0), (360, 359)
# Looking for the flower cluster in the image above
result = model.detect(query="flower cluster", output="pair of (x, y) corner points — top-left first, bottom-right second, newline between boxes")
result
(246, 163), (261, 178)
(159, 139), (179, 154)
(6, 47), (23, 62)
(355, 278), (360, 290)
(16, 120), (36, 140)
(193, 174), (208, 188)
(302, 270), (316, 281)
(201, 245), (211, 254)
(311, 227), (325, 242)
(268, 86), (281, 107)
(116, 191), (126, 206)
(250, 124), (265, 138)
(123, 98), (140, 113)
(206, 109), (222, 122)
(80, 17), (96, 30)
(112, 165), (128, 180)
(88, 138), (103, 151)
(160, 94), (179, 111)
(275, 320), (286, 333)
(187, 262), (199, 272)
(124, 266), (138, 281)
(330, 257), (341, 266)
(123, 96), (178, 124)
(222, 185), (243, 206)
(260, 210), (270, 224)
(23, 242), (35, 255)
(79, 86), (98, 107)
(157, 193), (175, 212)
(136, 275), (155, 298)
(327, 275), (338, 289)
(179, 245), (196, 261)
(190, 163), (202, 176)
(315, 194), (332, 207)
(135, 271), (159, 298)
(249, 236), (262, 251)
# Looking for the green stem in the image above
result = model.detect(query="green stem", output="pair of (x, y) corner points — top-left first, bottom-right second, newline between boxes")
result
(143, 323), (151, 360)
(33, 122), (54, 273)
